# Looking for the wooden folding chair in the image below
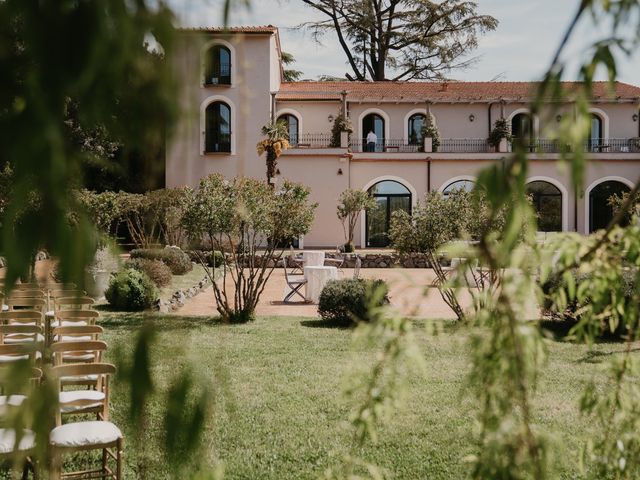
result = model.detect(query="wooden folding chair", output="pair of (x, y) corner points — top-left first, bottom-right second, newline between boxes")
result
(51, 340), (106, 366)
(53, 297), (95, 313)
(0, 366), (42, 479)
(0, 311), (43, 328)
(3, 298), (47, 315)
(52, 326), (103, 343)
(4, 289), (45, 299)
(0, 344), (41, 366)
(0, 325), (44, 348)
(49, 364), (122, 480)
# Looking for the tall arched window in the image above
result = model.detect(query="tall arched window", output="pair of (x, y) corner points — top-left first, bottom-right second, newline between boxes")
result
(526, 181), (562, 232)
(205, 101), (231, 153)
(204, 45), (231, 85)
(589, 180), (630, 232)
(511, 113), (533, 148)
(588, 114), (603, 152)
(362, 113), (385, 152)
(366, 180), (411, 247)
(408, 114), (426, 146)
(443, 179), (475, 196)
(277, 114), (299, 146)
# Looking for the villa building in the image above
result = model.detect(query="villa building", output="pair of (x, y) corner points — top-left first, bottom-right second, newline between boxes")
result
(166, 26), (640, 248)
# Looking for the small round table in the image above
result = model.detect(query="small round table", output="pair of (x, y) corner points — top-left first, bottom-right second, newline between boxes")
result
(302, 251), (325, 267)
(304, 265), (338, 303)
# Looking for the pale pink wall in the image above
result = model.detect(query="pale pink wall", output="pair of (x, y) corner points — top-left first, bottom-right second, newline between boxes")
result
(275, 101), (340, 136)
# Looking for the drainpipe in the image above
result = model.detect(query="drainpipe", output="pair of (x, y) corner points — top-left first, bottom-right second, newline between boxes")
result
(427, 158), (431, 192)
(341, 90), (348, 117)
(270, 92), (276, 122)
(574, 187), (578, 232)
(488, 102), (496, 136)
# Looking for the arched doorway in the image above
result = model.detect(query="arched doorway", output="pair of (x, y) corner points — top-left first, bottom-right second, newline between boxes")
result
(588, 113), (603, 152)
(442, 179), (475, 196)
(277, 113), (299, 146)
(362, 113), (385, 152)
(526, 181), (562, 232)
(366, 180), (412, 247)
(511, 112), (533, 148)
(588, 180), (631, 232)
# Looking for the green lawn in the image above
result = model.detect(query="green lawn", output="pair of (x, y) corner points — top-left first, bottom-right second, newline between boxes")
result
(96, 314), (625, 479)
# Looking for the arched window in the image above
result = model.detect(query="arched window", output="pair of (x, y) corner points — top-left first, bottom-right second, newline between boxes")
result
(526, 181), (562, 232)
(443, 179), (475, 196)
(588, 114), (603, 152)
(366, 180), (411, 247)
(205, 101), (231, 153)
(277, 114), (299, 146)
(204, 45), (231, 85)
(511, 113), (533, 148)
(362, 113), (385, 152)
(408, 114), (426, 145)
(589, 180), (631, 232)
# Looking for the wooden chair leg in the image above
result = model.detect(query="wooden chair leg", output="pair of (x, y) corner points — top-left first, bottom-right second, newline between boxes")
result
(102, 448), (108, 477)
(116, 438), (123, 480)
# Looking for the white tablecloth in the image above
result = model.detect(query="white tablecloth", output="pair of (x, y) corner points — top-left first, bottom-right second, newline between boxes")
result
(302, 251), (325, 267)
(304, 265), (338, 303)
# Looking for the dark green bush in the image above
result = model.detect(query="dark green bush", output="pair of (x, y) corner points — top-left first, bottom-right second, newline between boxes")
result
(105, 268), (158, 311)
(318, 278), (389, 326)
(124, 258), (172, 288)
(187, 250), (225, 268)
(130, 247), (193, 275)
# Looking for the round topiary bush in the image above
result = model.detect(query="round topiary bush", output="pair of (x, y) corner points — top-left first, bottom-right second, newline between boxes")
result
(105, 268), (159, 311)
(124, 258), (172, 288)
(130, 247), (193, 275)
(318, 278), (389, 326)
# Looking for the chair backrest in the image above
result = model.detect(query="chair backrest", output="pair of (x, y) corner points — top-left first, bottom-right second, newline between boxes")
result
(55, 310), (100, 325)
(0, 311), (43, 327)
(52, 325), (103, 344)
(4, 297), (47, 313)
(6, 289), (46, 298)
(51, 363), (115, 424)
(353, 256), (362, 279)
(53, 296), (95, 311)
(50, 340), (107, 365)
(0, 343), (40, 364)
(0, 325), (43, 345)
(49, 289), (86, 299)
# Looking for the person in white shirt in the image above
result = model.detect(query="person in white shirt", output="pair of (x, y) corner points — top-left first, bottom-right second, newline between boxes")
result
(366, 130), (377, 152)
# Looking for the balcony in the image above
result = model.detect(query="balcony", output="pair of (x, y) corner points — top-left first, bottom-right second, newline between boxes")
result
(349, 138), (491, 153)
(289, 133), (333, 149)
(514, 138), (640, 154)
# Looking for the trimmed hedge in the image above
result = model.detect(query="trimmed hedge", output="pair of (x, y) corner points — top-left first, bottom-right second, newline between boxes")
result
(318, 278), (389, 326)
(130, 247), (193, 275)
(105, 268), (158, 311)
(124, 258), (172, 288)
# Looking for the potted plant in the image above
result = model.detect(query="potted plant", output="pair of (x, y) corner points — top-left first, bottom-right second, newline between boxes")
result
(337, 189), (376, 252)
(85, 245), (120, 299)
(331, 113), (353, 148)
(488, 118), (512, 152)
(420, 114), (440, 152)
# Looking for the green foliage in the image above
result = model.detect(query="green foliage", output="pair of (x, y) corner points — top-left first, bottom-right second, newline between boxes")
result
(105, 268), (158, 311)
(336, 189), (376, 249)
(130, 247), (193, 275)
(330, 113), (353, 147)
(608, 191), (640, 225)
(281, 51), (304, 81)
(125, 257), (173, 288)
(75, 189), (124, 236)
(0, 0), (177, 288)
(257, 120), (291, 185)
(182, 174), (317, 323)
(488, 117), (512, 147)
(318, 278), (389, 325)
(420, 114), (440, 151)
(188, 250), (225, 268)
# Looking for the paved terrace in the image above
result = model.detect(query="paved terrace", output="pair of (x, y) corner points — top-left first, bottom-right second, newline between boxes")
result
(176, 268), (540, 320)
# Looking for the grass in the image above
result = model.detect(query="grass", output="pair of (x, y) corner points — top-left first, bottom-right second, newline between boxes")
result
(158, 264), (209, 302)
(90, 313), (634, 479)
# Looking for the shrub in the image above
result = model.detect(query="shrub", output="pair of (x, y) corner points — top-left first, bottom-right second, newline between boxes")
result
(105, 268), (158, 311)
(318, 278), (389, 325)
(488, 118), (512, 147)
(130, 247), (193, 275)
(187, 250), (225, 268)
(125, 258), (172, 288)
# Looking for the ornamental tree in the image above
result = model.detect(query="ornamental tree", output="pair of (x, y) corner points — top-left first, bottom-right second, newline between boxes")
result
(256, 120), (291, 187)
(336, 189), (376, 252)
(182, 174), (317, 323)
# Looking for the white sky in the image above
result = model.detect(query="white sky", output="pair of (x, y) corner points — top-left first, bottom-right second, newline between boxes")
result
(169, 0), (640, 84)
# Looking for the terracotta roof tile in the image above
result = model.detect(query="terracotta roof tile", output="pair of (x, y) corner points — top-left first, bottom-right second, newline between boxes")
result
(277, 81), (640, 102)
(179, 25), (278, 34)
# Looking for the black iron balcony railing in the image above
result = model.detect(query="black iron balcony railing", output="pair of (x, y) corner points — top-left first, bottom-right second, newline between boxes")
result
(349, 139), (422, 153)
(511, 138), (640, 153)
(288, 133), (333, 148)
(439, 138), (490, 153)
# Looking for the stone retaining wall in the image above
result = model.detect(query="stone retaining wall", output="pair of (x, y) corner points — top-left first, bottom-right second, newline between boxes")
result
(153, 273), (211, 313)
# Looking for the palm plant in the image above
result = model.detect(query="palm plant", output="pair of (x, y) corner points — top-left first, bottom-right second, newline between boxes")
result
(256, 120), (290, 187)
